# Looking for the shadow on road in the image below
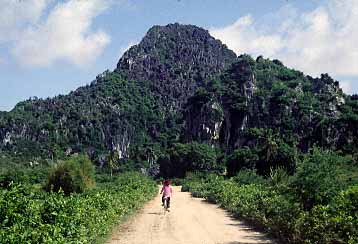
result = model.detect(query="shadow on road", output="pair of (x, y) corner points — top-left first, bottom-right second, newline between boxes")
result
(226, 242), (272, 244)
(226, 242), (261, 244)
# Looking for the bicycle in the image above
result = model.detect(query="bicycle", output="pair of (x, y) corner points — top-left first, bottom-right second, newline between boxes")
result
(163, 196), (170, 213)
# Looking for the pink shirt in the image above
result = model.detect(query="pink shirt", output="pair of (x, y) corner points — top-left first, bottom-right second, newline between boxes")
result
(161, 185), (173, 198)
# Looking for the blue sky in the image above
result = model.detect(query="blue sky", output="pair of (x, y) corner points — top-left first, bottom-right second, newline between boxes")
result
(0, 0), (357, 111)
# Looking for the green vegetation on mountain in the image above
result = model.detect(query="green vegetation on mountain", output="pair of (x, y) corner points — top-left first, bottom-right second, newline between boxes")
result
(0, 23), (357, 244)
(0, 24), (357, 173)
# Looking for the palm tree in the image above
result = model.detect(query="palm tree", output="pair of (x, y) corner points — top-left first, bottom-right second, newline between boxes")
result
(263, 129), (278, 162)
(108, 151), (119, 178)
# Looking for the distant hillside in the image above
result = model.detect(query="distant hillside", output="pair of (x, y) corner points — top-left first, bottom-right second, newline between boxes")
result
(0, 24), (236, 162)
(182, 55), (358, 163)
(0, 23), (357, 168)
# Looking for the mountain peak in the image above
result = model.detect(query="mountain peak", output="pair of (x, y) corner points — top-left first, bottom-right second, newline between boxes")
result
(144, 23), (214, 42)
(116, 23), (237, 110)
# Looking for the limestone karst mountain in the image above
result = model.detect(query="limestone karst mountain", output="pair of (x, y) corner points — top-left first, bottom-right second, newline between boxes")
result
(0, 23), (357, 170)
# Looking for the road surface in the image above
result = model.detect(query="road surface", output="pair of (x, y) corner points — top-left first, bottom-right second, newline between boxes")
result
(107, 186), (275, 244)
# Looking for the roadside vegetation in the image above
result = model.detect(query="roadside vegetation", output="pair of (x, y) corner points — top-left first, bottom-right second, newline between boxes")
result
(0, 155), (157, 244)
(182, 149), (358, 244)
(0, 26), (357, 244)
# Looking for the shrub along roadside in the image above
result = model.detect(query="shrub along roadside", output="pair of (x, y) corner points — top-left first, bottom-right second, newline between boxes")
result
(44, 154), (96, 195)
(182, 171), (358, 244)
(0, 172), (157, 244)
(295, 186), (358, 244)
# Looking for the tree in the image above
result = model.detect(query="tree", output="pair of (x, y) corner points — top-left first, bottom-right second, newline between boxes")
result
(159, 142), (217, 178)
(290, 148), (344, 209)
(107, 151), (120, 178)
(45, 154), (96, 195)
(226, 147), (259, 177)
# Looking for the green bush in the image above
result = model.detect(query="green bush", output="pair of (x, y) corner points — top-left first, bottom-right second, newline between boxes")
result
(239, 130), (297, 175)
(184, 176), (291, 240)
(44, 154), (96, 195)
(159, 142), (218, 178)
(170, 178), (185, 186)
(290, 149), (345, 209)
(183, 167), (357, 243)
(295, 186), (358, 244)
(226, 147), (259, 177)
(266, 141), (297, 175)
(232, 168), (266, 185)
(0, 172), (157, 243)
(0, 163), (49, 187)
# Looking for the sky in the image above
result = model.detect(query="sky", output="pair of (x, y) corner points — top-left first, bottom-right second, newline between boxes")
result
(0, 0), (357, 111)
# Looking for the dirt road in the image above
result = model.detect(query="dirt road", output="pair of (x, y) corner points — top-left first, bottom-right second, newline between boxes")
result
(107, 186), (275, 244)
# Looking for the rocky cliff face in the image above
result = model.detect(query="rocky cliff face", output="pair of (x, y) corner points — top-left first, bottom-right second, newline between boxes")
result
(116, 23), (237, 111)
(0, 24), (237, 159)
(182, 56), (256, 149)
(0, 23), (356, 162)
(182, 55), (356, 153)
(0, 74), (147, 159)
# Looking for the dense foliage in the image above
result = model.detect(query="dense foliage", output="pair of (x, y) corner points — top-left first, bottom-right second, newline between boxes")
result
(159, 142), (220, 178)
(44, 154), (96, 195)
(0, 154), (50, 187)
(0, 24), (356, 175)
(0, 72), (165, 160)
(182, 150), (358, 244)
(0, 24), (236, 169)
(0, 172), (157, 243)
(0, 23), (357, 244)
(185, 54), (357, 153)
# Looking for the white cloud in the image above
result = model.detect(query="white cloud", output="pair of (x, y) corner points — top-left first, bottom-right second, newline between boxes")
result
(0, 0), (49, 42)
(211, 15), (283, 59)
(1, 0), (111, 67)
(210, 0), (358, 78)
(340, 80), (352, 94)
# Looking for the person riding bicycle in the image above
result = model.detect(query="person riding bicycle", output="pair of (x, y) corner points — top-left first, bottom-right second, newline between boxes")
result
(160, 179), (173, 210)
